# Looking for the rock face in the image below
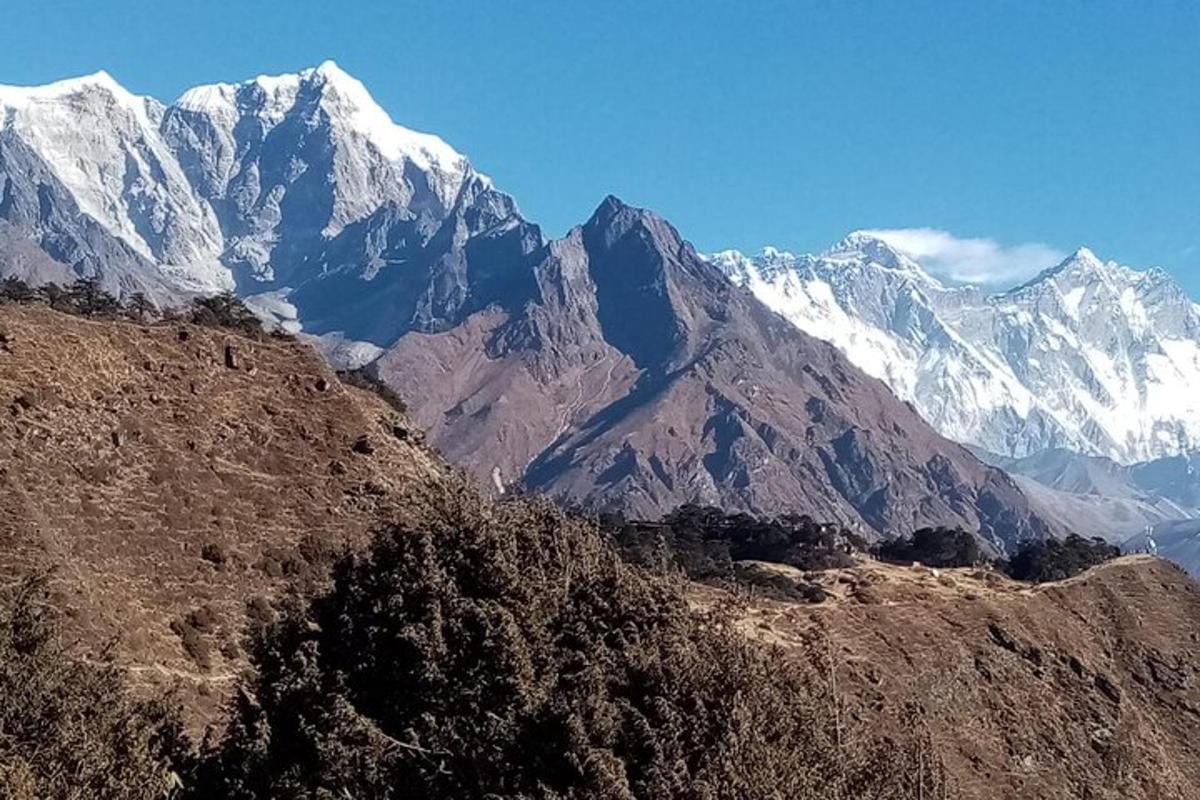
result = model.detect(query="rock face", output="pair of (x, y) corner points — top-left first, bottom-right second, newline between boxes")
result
(375, 197), (1057, 549)
(712, 240), (1200, 464)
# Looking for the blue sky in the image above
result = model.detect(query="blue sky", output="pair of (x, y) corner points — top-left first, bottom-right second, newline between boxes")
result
(2, 1), (1197, 292)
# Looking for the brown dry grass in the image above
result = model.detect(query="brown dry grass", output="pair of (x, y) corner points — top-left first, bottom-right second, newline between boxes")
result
(0, 305), (443, 729)
(702, 555), (1200, 800)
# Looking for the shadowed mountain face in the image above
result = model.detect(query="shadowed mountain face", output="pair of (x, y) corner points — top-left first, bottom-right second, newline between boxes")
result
(375, 197), (1057, 549)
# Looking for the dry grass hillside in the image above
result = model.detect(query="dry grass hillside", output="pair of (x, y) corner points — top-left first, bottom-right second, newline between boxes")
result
(0, 305), (443, 726)
(710, 555), (1200, 800)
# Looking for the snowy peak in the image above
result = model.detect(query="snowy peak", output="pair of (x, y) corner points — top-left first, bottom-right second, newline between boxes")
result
(302, 60), (469, 178)
(163, 61), (478, 255)
(712, 230), (943, 292)
(178, 61), (470, 180)
(0, 63), (503, 303)
(0, 70), (149, 120)
(1013, 246), (1151, 300)
(824, 231), (928, 275)
(0, 69), (226, 286)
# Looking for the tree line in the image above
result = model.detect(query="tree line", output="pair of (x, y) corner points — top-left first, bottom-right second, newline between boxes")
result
(0, 275), (268, 338)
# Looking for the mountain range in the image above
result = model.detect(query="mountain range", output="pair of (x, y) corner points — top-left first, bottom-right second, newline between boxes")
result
(712, 240), (1200, 465)
(3, 63), (1197, 552)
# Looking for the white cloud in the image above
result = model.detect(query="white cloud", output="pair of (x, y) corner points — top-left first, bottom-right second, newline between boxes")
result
(857, 228), (1066, 287)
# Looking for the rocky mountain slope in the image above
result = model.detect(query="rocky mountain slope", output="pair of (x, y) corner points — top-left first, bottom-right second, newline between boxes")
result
(375, 196), (1056, 547)
(717, 555), (1200, 799)
(0, 303), (443, 725)
(713, 240), (1200, 464)
(1, 303), (1198, 800)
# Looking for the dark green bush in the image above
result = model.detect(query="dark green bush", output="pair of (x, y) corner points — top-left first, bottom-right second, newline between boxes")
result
(873, 526), (983, 568)
(1003, 534), (1119, 583)
(187, 489), (945, 799)
(607, 504), (863, 578)
(0, 276), (37, 304)
(67, 277), (122, 317)
(188, 292), (263, 337)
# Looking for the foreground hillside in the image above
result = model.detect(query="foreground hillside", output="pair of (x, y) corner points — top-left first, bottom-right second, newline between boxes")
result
(2, 305), (1198, 799)
(715, 555), (1200, 799)
(0, 304), (442, 722)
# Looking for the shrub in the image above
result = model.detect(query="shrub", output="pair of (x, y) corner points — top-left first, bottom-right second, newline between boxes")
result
(38, 282), (71, 312)
(189, 292), (263, 338)
(125, 291), (155, 322)
(187, 488), (945, 799)
(0, 576), (188, 799)
(67, 277), (121, 318)
(607, 504), (863, 583)
(1003, 534), (1120, 583)
(873, 526), (983, 568)
(0, 276), (36, 304)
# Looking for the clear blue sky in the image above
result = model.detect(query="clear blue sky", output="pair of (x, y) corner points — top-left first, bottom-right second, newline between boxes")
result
(2, 1), (1197, 291)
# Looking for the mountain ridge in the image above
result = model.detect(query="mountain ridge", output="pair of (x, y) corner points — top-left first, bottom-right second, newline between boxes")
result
(0, 65), (1080, 540)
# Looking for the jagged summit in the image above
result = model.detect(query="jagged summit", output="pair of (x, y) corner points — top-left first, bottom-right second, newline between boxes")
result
(585, 194), (638, 227)
(170, 61), (472, 194)
(1008, 245), (1128, 295)
(825, 230), (926, 272)
(373, 192), (1056, 545)
(0, 69), (134, 108)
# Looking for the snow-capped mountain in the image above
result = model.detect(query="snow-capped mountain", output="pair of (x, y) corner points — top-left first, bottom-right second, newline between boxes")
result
(0, 63), (513, 342)
(0, 71), (228, 293)
(711, 240), (1200, 464)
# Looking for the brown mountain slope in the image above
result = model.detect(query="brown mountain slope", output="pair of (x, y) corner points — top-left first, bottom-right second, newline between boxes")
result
(376, 197), (1057, 549)
(716, 555), (1200, 800)
(0, 305), (443, 724)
